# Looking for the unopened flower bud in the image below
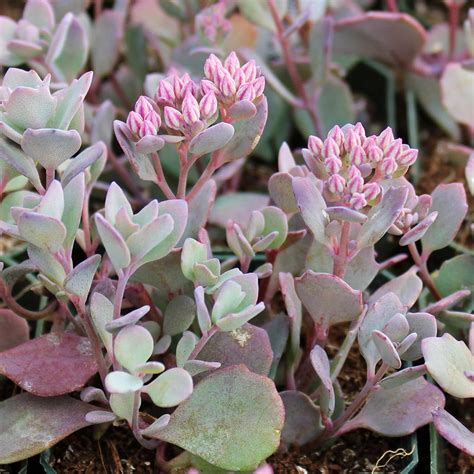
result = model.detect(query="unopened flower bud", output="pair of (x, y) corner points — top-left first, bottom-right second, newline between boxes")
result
(135, 96), (153, 118)
(236, 83), (255, 102)
(350, 145), (366, 166)
(219, 69), (237, 97)
(363, 182), (381, 201)
(182, 80), (198, 98)
(164, 106), (183, 130)
(354, 122), (366, 140)
(323, 137), (340, 159)
(241, 59), (257, 82)
(308, 135), (323, 156)
(199, 91), (218, 119)
(126, 111), (143, 136)
(385, 138), (402, 161)
(204, 54), (222, 81)
(345, 128), (361, 154)
(156, 80), (175, 103)
(224, 51), (240, 75)
(350, 192), (367, 210)
(139, 120), (158, 138)
(325, 155), (342, 174)
(376, 127), (395, 150)
(252, 76), (265, 98)
(182, 92), (201, 125)
(328, 125), (344, 149)
(201, 79), (220, 95)
(144, 110), (161, 130)
(233, 68), (246, 89)
(348, 165), (362, 180)
(381, 157), (398, 175)
(327, 174), (346, 194)
(348, 175), (364, 194)
(367, 144), (384, 163)
(398, 147), (418, 166)
(172, 75), (185, 100)
(362, 136), (376, 153)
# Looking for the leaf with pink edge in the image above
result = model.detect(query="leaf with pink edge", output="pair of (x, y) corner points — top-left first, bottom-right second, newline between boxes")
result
(0, 309), (29, 352)
(0, 332), (98, 396)
(432, 408), (474, 456)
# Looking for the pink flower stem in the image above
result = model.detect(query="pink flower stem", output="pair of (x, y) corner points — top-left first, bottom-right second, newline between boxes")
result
(185, 151), (221, 202)
(408, 243), (442, 300)
(189, 325), (218, 360)
(332, 221), (351, 278)
(385, 0), (398, 12)
(107, 148), (143, 199)
(448, 2), (460, 60)
(269, 0), (323, 137)
(82, 188), (93, 257)
(45, 168), (55, 190)
(176, 145), (190, 199)
(151, 152), (176, 200)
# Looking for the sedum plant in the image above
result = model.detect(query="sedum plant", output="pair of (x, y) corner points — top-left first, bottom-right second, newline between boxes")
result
(0, 0), (473, 472)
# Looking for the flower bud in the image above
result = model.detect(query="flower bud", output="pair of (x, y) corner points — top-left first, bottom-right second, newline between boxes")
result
(308, 135), (323, 156)
(199, 91), (218, 119)
(182, 92), (201, 125)
(201, 79), (220, 95)
(328, 125), (344, 149)
(172, 75), (185, 100)
(164, 106), (183, 130)
(349, 145), (366, 166)
(325, 155), (342, 174)
(367, 144), (384, 163)
(126, 111), (144, 136)
(219, 69), (236, 97)
(348, 175), (364, 194)
(182, 80), (198, 98)
(252, 76), (265, 98)
(204, 54), (222, 82)
(139, 120), (158, 138)
(345, 128), (360, 154)
(224, 51), (240, 75)
(350, 192), (367, 210)
(323, 137), (340, 159)
(381, 157), (398, 176)
(144, 110), (161, 130)
(376, 127), (394, 150)
(363, 182), (381, 201)
(348, 165), (362, 180)
(233, 68), (246, 89)
(135, 96), (153, 118)
(398, 147), (418, 166)
(156, 79), (175, 103)
(362, 136), (376, 153)
(385, 138), (402, 161)
(327, 174), (346, 194)
(354, 122), (366, 140)
(241, 59), (257, 82)
(236, 83), (255, 102)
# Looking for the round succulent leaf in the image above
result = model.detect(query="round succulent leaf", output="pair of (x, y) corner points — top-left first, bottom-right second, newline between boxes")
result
(176, 331), (199, 368)
(372, 330), (402, 369)
(381, 312), (409, 343)
(27, 244), (66, 285)
(432, 408), (474, 456)
(18, 211), (66, 253)
(90, 292), (114, 355)
(434, 254), (474, 298)
(268, 172), (299, 214)
(379, 364), (428, 390)
(310, 345), (335, 417)
(141, 414), (171, 438)
(62, 172), (85, 250)
(36, 179), (64, 219)
(85, 410), (117, 424)
(260, 206), (288, 249)
(109, 392), (135, 423)
(62, 141), (107, 187)
(181, 238), (207, 281)
(280, 390), (322, 446)
(144, 367), (193, 408)
(212, 280), (245, 323)
(163, 295), (196, 336)
(158, 365), (284, 471)
(21, 128), (81, 170)
(105, 371), (143, 394)
(189, 122), (235, 156)
(114, 325), (154, 373)
(402, 312), (437, 361)
(0, 393), (93, 464)
(422, 334), (474, 398)
(0, 309), (29, 352)
(0, 332), (98, 396)
(399, 211), (438, 246)
(105, 305), (150, 333)
(64, 254), (101, 304)
(104, 182), (133, 224)
(215, 302), (265, 332)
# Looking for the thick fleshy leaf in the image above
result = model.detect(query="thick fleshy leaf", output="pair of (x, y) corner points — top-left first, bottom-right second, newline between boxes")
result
(90, 292), (113, 355)
(106, 306), (150, 333)
(280, 391), (322, 446)
(0, 394), (92, 464)
(62, 172), (85, 249)
(402, 312), (437, 361)
(435, 254), (474, 298)
(0, 332), (98, 396)
(62, 142), (107, 187)
(432, 408), (474, 456)
(333, 12), (426, 67)
(218, 97), (268, 164)
(141, 414), (171, 438)
(310, 346), (335, 417)
(372, 330), (401, 369)
(105, 371), (143, 394)
(309, 17), (333, 87)
(18, 212), (66, 253)
(369, 269), (422, 308)
(295, 271), (362, 334)
(189, 123), (235, 156)
(399, 212), (438, 246)
(339, 378), (444, 436)
(380, 364), (427, 389)
(441, 63), (474, 128)
(215, 303), (265, 332)
(194, 286), (212, 334)
(0, 309), (29, 352)
(64, 254), (101, 303)
(358, 293), (406, 375)
(22, 128), (81, 170)
(85, 410), (117, 424)
(163, 295), (196, 336)
(114, 325), (154, 373)
(144, 367), (193, 407)
(261, 206), (288, 249)
(357, 186), (408, 249)
(95, 213), (131, 271)
(268, 172), (299, 214)
(109, 392), (135, 422)
(326, 206), (368, 224)
(23, 0), (55, 30)
(27, 244), (66, 284)
(158, 365), (284, 471)
(292, 176), (329, 246)
(422, 334), (474, 398)
(421, 183), (468, 255)
(176, 332), (198, 368)
(105, 181), (133, 224)
(196, 323), (273, 377)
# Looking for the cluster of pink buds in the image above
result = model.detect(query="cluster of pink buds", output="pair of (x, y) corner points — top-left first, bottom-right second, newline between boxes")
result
(304, 124), (419, 210)
(203, 52), (265, 108)
(126, 96), (161, 139)
(196, 1), (232, 44)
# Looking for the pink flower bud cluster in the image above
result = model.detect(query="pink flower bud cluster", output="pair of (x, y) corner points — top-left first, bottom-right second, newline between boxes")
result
(305, 124), (419, 210)
(126, 96), (161, 139)
(203, 52), (265, 107)
(197, 1), (232, 44)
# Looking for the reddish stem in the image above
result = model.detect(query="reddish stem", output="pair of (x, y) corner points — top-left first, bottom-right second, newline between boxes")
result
(385, 0), (398, 12)
(332, 221), (351, 278)
(448, 2), (460, 60)
(408, 243), (442, 300)
(151, 153), (176, 200)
